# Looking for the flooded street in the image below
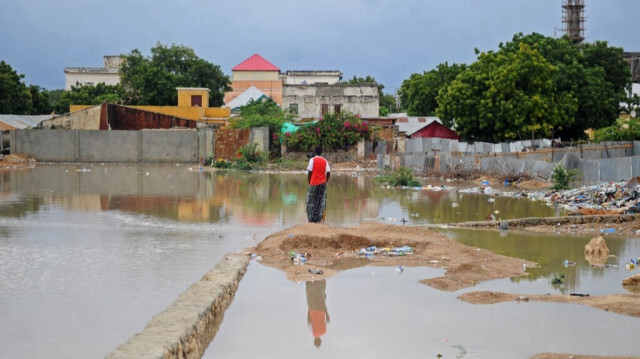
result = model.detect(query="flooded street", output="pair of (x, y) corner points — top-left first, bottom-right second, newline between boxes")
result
(0, 165), (638, 358)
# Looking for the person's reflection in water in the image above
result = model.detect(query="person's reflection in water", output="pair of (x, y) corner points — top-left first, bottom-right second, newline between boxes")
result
(306, 279), (330, 348)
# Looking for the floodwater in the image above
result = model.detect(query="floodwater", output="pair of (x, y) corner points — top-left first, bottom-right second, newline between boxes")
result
(0, 164), (637, 358)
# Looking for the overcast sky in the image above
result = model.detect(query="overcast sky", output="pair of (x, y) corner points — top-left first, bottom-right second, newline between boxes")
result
(1, 0), (638, 93)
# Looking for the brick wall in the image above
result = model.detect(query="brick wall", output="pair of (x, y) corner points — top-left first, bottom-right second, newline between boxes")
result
(105, 104), (199, 130)
(214, 128), (251, 160)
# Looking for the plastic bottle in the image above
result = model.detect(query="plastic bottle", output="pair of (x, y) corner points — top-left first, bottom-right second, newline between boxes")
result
(626, 262), (635, 271)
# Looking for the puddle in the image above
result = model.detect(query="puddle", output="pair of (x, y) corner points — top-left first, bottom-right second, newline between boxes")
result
(206, 262), (639, 358)
(0, 165), (636, 358)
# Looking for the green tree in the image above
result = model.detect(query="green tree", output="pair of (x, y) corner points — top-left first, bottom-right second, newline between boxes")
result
(494, 33), (631, 139)
(0, 60), (32, 114)
(399, 62), (466, 116)
(47, 89), (70, 114)
(28, 85), (53, 115)
(437, 43), (577, 142)
(230, 98), (296, 158)
(120, 43), (230, 106)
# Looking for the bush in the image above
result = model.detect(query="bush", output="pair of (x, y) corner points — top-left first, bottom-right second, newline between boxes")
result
(551, 164), (578, 190)
(374, 167), (421, 187)
(282, 111), (376, 152)
(593, 117), (640, 142)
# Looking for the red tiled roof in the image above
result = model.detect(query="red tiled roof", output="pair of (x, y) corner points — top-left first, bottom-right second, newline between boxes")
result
(232, 54), (280, 72)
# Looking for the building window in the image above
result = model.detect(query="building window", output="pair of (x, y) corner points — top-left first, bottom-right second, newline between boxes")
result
(290, 103), (298, 114)
(321, 104), (329, 116)
(191, 95), (202, 107)
(334, 104), (342, 114)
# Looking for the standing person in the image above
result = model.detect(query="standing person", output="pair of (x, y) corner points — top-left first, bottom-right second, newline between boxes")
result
(306, 146), (330, 223)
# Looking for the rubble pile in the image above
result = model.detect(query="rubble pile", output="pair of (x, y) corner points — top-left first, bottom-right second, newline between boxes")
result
(463, 179), (640, 215)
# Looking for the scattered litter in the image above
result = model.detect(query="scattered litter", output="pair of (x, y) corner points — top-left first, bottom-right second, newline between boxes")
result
(516, 296), (529, 302)
(487, 197), (495, 203)
(569, 293), (590, 297)
(451, 202), (459, 208)
(499, 221), (509, 230)
(250, 253), (262, 261)
(308, 268), (323, 275)
(563, 260), (576, 267)
(599, 228), (616, 234)
(522, 264), (527, 271)
(395, 266), (404, 273)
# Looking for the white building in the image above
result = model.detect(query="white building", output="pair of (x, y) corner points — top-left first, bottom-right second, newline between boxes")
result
(284, 70), (342, 85)
(64, 56), (121, 90)
(282, 83), (379, 120)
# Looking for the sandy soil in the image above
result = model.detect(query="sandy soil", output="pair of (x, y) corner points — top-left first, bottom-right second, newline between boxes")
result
(458, 291), (640, 318)
(0, 153), (35, 170)
(523, 217), (640, 237)
(253, 222), (534, 290)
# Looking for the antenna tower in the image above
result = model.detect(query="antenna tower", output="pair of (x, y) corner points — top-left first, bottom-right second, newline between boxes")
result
(562, 0), (586, 43)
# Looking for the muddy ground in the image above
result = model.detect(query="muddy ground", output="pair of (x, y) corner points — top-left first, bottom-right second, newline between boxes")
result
(253, 222), (533, 290)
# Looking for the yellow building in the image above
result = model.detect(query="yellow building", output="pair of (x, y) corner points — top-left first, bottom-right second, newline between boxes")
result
(71, 87), (230, 126)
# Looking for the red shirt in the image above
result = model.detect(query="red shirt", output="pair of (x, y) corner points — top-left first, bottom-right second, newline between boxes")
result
(307, 156), (330, 186)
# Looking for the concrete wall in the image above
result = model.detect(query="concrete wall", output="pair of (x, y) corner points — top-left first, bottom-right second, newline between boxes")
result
(282, 83), (379, 119)
(232, 70), (280, 81)
(39, 105), (102, 130)
(106, 252), (250, 359)
(11, 129), (215, 163)
(377, 138), (640, 182)
(284, 71), (342, 85)
(64, 71), (120, 90)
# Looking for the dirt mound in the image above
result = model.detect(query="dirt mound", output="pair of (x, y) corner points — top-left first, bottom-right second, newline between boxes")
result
(622, 274), (640, 287)
(515, 180), (551, 190)
(253, 222), (534, 289)
(584, 236), (610, 256)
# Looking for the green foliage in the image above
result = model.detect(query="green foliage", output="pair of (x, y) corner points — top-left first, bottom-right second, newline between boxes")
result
(551, 164), (578, 190)
(237, 142), (266, 165)
(120, 43), (230, 106)
(432, 33), (631, 141)
(437, 43), (578, 142)
(0, 61), (52, 115)
(212, 158), (232, 168)
(282, 112), (375, 152)
(375, 167), (421, 187)
(399, 62), (466, 116)
(551, 273), (565, 285)
(46, 89), (69, 114)
(231, 98), (295, 159)
(593, 117), (640, 142)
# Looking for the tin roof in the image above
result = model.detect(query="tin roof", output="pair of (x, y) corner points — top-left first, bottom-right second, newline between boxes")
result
(225, 86), (269, 110)
(395, 117), (442, 136)
(232, 54), (280, 72)
(0, 114), (54, 130)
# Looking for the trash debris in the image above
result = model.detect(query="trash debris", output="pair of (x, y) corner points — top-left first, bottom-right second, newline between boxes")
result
(308, 268), (323, 275)
(599, 228), (616, 234)
(516, 296), (529, 302)
(451, 202), (459, 208)
(460, 179), (640, 216)
(563, 260), (576, 267)
(498, 221), (509, 230)
(395, 266), (404, 273)
(569, 293), (590, 297)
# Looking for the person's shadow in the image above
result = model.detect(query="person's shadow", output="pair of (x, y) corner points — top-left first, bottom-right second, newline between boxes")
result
(306, 279), (330, 348)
